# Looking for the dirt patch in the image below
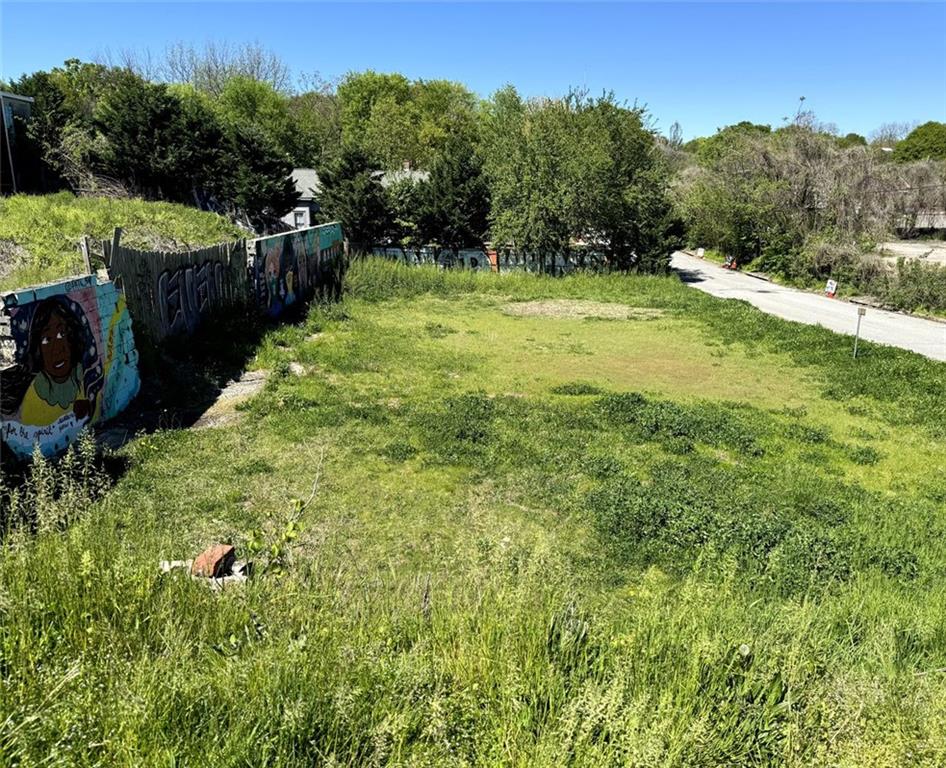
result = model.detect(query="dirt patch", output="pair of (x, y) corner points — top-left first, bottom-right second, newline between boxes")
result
(502, 300), (664, 320)
(876, 241), (946, 266)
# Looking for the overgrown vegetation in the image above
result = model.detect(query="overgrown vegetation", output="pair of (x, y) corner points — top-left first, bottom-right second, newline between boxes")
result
(6, 59), (299, 228)
(0, 192), (243, 290)
(319, 83), (682, 271)
(7, 48), (943, 296)
(1, 259), (944, 765)
(6, 55), (680, 273)
(671, 113), (946, 312)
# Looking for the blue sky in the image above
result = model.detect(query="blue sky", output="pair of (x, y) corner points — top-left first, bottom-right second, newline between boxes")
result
(2, 2), (945, 140)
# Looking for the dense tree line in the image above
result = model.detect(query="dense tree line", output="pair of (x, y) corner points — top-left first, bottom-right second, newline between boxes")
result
(6, 60), (300, 230)
(6, 47), (944, 288)
(5, 51), (680, 271)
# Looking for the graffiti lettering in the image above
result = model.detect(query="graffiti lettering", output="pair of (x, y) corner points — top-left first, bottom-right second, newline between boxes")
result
(156, 261), (227, 337)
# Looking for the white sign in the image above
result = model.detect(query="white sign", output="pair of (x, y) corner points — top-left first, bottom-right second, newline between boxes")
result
(696, 247), (705, 258)
(825, 279), (838, 296)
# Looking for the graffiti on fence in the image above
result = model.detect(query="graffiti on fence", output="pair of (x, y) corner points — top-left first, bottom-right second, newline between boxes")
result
(372, 246), (609, 275)
(251, 223), (345, 318)
(109, 240), (247, 342)
(0, 275), (140, 459)
(156, 260), (227, 337)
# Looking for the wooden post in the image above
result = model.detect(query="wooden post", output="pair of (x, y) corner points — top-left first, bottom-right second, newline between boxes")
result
(108, 227), (123, 268)
(80, 236), (93, 274)
(1, 95), (17, 194)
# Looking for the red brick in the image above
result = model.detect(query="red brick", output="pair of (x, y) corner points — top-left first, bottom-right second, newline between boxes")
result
(191, 544), (236, 578)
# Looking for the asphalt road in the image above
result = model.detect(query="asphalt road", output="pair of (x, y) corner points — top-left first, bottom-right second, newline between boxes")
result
(670, 251), (946, 362)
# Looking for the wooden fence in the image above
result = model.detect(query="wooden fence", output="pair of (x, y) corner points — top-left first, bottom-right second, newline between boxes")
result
(109, 240), (248, 343)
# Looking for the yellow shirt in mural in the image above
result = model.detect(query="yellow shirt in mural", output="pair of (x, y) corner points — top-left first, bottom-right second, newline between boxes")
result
(17, 367), (87, 427)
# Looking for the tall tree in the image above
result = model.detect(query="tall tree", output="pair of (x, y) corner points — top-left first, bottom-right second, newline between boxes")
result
(893, 122), (946, 162)
(481, 88), (677, 271)
(91, 71), (193, 198)
(162, 41), (292, 96)
(569, 95), (680, 271)
(317, 146), (391, 250)
(213, 76), (306, 164)
(480, 87), (571, 259)
(337, 71), (412, 164)
(337, 71), (478, 169)
(214, 123), (298, 230)
(415, 130), (490, 254)
(289, 74), (342, 168)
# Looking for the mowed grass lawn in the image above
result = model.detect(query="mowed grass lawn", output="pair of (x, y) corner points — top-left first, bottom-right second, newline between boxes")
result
(2, 259), (945, 766)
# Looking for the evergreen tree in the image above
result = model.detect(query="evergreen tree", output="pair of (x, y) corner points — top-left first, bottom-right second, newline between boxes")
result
(317, 146), (391, 250)
(215, 123), (298, 230)
(416, 132), (490, 254)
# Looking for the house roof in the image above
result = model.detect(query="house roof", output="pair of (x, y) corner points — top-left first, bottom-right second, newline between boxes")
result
(0, 91), (34, 104)
(291, 168), (321, 200)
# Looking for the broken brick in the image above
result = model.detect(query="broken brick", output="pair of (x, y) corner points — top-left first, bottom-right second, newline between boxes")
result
(191, 544), (236, 578)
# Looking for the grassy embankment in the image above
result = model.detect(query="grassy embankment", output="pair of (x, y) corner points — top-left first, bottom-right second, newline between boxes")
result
(1, 257), (945, 766)
(0, 192), (244, 292)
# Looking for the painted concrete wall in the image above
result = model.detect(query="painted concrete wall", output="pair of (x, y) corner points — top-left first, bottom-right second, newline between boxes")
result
(371, 247), (492, 270)
(0, 274), (140, 460)
(251, 222), (345, 319)
(0, 224), (347, 462)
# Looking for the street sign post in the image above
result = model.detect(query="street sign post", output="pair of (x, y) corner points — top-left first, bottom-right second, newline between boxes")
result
(854, 306), (866, 359)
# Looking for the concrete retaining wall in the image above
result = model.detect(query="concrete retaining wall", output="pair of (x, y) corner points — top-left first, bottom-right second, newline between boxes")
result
(0, 274), (140, 460)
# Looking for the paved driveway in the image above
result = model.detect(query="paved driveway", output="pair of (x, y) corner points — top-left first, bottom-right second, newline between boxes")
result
(670, 251), (946, 362)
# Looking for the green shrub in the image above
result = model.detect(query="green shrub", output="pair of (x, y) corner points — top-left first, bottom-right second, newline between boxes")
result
(0, 432), (110, 537)
(415, 392), (497, 463)
(847, 444), (881, 465)
(549, 382), (605, 396)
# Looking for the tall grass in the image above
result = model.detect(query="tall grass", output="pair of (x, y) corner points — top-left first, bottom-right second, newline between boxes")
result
(1, 258), (944, 765)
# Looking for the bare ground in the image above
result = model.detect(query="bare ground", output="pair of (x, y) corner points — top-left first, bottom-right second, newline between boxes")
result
(502, 299), (665, 320)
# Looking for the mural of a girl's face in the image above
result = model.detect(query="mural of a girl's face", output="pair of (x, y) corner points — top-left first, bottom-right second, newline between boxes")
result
(39, 311), (74, 383)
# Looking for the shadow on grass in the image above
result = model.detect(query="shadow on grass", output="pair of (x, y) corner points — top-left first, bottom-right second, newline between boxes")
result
(96, 306), (286, 445)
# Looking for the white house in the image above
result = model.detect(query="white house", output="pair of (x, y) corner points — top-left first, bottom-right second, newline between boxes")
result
(282, 168), (321, 230)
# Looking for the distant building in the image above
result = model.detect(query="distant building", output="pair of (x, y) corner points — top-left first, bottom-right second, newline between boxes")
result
(281, 168), (321, 230)
(1, 91), (34, 195)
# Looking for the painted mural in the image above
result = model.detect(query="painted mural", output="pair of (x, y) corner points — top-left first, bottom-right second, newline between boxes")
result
(251, 222), (345, 318)
(0, 275), (140, 459)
